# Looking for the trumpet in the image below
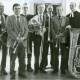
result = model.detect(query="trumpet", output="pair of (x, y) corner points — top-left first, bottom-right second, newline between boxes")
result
(11, 31), (25, 54)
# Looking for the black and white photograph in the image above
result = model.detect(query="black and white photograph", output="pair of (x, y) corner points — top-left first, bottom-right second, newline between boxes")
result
(0, 0), (80, 80)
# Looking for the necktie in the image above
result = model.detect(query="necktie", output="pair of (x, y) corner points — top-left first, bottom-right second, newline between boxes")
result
(58, 16), (62, 33)
(17, 16), (20, 32)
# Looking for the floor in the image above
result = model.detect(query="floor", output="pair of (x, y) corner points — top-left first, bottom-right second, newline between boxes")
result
(0, 47), (80, 80)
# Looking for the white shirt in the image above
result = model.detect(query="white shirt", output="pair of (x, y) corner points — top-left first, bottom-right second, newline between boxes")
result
(15, 15), (20, 22)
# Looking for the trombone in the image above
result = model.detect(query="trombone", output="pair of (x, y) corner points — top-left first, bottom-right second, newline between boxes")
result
(48, 15), (51, 42)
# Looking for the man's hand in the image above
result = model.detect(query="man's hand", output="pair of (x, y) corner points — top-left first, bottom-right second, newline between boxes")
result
(16, 37), (26, 43)
(59, 33), (63, 37)
(56, 33), (63, 39)
(56, 35), (60, 39)
(1, 28), (5, 32)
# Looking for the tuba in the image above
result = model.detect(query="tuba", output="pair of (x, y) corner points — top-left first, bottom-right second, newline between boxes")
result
(68, 28), (80, 78)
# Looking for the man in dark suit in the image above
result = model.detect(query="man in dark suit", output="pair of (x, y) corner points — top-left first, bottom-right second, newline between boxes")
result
(67, 2), (80, 28)
(51, 6), (69, 74)
(21, 3), (34, 72)
(6, 3), (28, 79)
(0, 2), (8, 75)
(40, 5), (54, 73)
(66, 2), (80, 45)
(28, 4), (46, 74)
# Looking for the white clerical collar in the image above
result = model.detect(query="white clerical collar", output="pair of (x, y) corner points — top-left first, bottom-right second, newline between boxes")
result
(70, 11), (75, 17)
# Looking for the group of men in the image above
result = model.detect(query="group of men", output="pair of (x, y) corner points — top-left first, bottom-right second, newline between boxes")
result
(0, 1), (80, 79)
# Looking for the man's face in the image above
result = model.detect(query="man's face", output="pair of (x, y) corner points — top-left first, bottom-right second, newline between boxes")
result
(38, 6), (44, 14)
(47, 7), (53, 14)
(56, 7), (63, 16)
(70, 3), (76, 11)
(23, 7), (28, 14)
(13, 6), (21, 15)
(0, 5), (4, 15)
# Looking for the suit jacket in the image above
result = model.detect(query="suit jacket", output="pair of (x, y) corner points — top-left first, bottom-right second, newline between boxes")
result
(66, 11), (80, 45)
(6, 15), (28, 48)
(0, 14), (8, 44)
(0, 14), (8, 34)
(66, 11), (80, 28)
(51, 15), (69, 43)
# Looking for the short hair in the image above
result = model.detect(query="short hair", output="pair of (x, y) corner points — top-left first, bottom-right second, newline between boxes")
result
(70, 2), (76, 7)
(56, 5), (63, 11)
(37, 4), (45, 10)
(47, 5), (53, 11)
(22, 3), (28, 8)
(0, 2), (4, 7)
(13, 3), (20, 10)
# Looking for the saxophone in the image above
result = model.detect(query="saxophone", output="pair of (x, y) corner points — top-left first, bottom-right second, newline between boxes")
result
(68, 28), (80, 78)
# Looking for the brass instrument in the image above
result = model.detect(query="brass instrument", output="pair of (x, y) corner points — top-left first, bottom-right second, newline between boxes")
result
(68, 28), (80, 78)
(11, 31), (26, 54)
(48, 15), (51, 41)
(0, 31), (7, 45)
(0, 16), (7, 46)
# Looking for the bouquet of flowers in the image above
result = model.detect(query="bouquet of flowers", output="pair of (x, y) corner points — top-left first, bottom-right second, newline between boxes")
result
(28, 18), (42, 33)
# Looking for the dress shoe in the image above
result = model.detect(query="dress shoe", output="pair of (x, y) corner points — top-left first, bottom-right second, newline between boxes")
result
(1, 70), (8, 75)
(10, 71), (16, 74)
(40, 69), (46, 73)
(76, 67), (80, 72)
(51, 71), (58, 74)
(27, 67), (33, 72)
(61, 71), (66, 74)
(18, 72), (27, 78)
(10, 73), (15, 79)
(33, 70), (39, 75)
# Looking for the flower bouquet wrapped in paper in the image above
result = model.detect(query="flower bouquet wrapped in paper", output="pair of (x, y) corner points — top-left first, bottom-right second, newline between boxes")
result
(28, 17), (41, 33)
